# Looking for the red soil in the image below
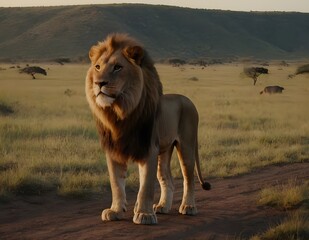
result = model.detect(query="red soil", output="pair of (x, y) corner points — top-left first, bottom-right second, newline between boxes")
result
(1, 162), (308, 240)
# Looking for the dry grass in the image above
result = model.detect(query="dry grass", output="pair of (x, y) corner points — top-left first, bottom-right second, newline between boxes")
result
(0, 62), (308, 199)
(250, 211), (308, 240)
(251, 178), (309, 240)
(161, 63), (309, 178)
(258, 180), (308, 210)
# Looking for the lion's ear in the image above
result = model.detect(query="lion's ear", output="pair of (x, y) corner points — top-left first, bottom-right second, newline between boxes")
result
(89, 44), (104, 64)
(125, 46), (144, 65)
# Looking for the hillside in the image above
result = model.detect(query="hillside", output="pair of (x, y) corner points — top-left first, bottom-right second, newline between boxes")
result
(0, 4), (309, 60)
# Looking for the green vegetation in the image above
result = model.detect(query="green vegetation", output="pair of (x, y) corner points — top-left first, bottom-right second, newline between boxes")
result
(0, 5), (309, 60)
(0, 62), (308, 200)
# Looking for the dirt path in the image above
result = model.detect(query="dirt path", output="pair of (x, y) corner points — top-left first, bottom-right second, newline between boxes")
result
(1, 162), (308, 240)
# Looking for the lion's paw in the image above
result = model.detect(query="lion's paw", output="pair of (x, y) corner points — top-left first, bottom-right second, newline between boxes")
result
(179, 204), (197, 216)
(153, 204), (170, 214)
(101, 208), (124, 221)
(133, 212), (158, 225)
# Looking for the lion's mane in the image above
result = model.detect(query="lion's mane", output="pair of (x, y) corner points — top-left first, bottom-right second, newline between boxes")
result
(86, 34), (163, 163)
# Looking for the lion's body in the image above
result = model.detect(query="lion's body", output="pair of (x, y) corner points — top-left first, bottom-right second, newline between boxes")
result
(85, 33), (209, 225)
(158, 94), (198, 154)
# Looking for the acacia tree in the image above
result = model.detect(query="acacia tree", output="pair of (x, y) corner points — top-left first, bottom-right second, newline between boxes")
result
(20, 66), (47, 79)
(244, 67), (268, 85)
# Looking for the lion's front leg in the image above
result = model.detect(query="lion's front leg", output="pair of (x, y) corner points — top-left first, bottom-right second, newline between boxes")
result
(102, 154), (128, 222)
(133, 149), (158, 225)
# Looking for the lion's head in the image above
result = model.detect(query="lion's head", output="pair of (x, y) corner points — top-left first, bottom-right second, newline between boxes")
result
(85, 33), (163, 162)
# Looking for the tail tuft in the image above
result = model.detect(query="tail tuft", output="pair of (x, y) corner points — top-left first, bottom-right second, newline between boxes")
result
(202, 181), (211, 191)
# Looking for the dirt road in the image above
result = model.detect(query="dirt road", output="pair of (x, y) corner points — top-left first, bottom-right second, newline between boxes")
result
(1, 162), (308, 240)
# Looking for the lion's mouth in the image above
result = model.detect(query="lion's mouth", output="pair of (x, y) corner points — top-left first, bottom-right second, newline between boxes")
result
(96, 91), (116, 99)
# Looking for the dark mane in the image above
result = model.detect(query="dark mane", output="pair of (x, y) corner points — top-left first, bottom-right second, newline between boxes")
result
(90, 33), (163, 162)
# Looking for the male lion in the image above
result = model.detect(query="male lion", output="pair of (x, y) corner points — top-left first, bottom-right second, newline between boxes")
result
(85, 33), (210, 225)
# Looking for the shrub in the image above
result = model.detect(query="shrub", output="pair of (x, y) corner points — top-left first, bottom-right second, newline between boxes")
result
(0, 101), (14, 116)
(188, 76), (199, 81)
(54, 58), (71, 65)
(168, 58), (186, 66)
(296, 64), (309, 75)
(64, 89), (74, 97)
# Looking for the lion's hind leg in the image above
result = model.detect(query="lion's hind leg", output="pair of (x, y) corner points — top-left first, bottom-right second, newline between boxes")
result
(154, 146), (174, 214)
(176, 142), (198, 216)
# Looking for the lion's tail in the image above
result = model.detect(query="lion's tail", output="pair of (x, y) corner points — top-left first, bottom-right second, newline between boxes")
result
(195, 142), (211, 191)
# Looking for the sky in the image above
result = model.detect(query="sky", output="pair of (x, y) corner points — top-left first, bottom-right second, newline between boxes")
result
(0, 0), (309, 13)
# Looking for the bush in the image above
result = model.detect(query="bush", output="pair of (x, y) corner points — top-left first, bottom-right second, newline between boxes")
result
(296, 64), (309, 75)
(54, 58), (71, 65)
(0, 101), (14, 116)
(168, 58), (186, 66)
(188, 76), (199, 81)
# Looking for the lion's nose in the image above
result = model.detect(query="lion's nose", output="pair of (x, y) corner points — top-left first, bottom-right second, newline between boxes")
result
(95, 81), (108, 88)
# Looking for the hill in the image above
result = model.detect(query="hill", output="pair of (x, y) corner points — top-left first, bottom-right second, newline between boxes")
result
(0, 4), (309, 60)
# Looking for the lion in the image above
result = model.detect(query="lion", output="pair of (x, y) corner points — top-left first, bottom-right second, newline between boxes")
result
(85, 33), (210, 225)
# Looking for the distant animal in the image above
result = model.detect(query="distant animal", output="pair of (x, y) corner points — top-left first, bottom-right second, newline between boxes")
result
(85, 33), (210, 225)
(260, 86), (284, 94)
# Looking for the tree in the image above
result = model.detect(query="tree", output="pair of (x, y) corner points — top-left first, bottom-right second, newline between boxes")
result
(244, 67), (268, 85)
(20, 66), (47, 79)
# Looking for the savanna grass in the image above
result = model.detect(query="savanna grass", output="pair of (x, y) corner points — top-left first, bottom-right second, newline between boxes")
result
(162, 63), (308, 178)
(258, 179), (308, 210)
(250, 211), (309, 240)
(0, 62), (308, 199)
(252, 177), (308, 239)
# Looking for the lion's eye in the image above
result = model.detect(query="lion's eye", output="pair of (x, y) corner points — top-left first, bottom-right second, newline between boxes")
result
(95, 64), (100, 71)
(113, 64), (122, 73)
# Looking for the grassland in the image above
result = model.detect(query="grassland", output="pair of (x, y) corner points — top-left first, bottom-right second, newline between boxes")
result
(258, 179), (308, 210)
(251, 180), (308, 240)
(0, 62), (308, 200)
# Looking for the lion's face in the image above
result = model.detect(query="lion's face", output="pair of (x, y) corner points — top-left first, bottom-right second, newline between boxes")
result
(92, 51), (125, 108)
(90, 49), (143, 109)
(86, 39), (146, 120)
